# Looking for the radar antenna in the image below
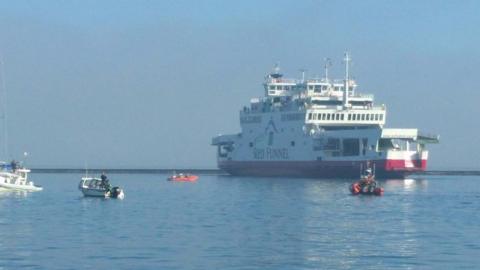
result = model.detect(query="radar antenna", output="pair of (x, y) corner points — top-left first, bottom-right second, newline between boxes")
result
(273, 62), (280, 74)
(299, 68), (307, 83)
(270, 62), (283, 79)
(324, 58), (332, 82)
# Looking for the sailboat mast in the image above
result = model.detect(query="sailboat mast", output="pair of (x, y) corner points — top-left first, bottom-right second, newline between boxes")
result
(0, 57), (8, 159)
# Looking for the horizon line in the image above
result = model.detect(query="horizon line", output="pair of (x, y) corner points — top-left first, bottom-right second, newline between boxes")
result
(29, 168), (480, 176)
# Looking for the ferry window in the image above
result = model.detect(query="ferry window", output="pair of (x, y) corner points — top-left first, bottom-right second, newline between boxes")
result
(276, 86), (282, 90)
(370, 114), (374, 121)
(322, 114), (326, 120)
(375, 114), (379, 121)
(269, 85), (275, 90)
(327, 114), (331, 120)
(324, 138), (340, 150)
(322, 86), (328, 91)
(366, 114), (370, 121)
(361, 114), (365, 121)
(334, 87), (339, 91)
(348, 114), (352, 121)
(268, 132), (274, 146)
(285, 86), (290, 90)
(308, 85), (314, 90)
(341, 114), (344, 120)
(352, 114), (356, 120)
(362, 138), (368, 155)
(312, 114), (317, 120)
(308, 113), (312, 120)
(314, 85), (322, 92)
(335, 114), (340, 120)
(343, 138), (360, 156)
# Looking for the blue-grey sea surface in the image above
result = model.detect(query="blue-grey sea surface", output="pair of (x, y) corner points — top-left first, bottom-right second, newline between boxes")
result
(0, 173), (479, 269)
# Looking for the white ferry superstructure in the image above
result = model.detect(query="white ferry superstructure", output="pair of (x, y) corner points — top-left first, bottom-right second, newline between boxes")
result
(212, 53), (439, 178)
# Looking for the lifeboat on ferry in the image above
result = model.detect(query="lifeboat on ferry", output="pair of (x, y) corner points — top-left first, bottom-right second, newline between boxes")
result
(167, 173), (198, 182)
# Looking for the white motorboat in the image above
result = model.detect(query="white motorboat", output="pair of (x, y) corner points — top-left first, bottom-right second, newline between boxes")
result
(78, 177), (124, 199)
(0, 166), (43, 192)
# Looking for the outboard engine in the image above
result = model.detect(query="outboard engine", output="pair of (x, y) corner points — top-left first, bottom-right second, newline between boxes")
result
(110, 187), (124, 199)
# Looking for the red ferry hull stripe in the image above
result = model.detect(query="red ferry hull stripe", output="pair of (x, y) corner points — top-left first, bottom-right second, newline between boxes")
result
(219, 159), (427, 178)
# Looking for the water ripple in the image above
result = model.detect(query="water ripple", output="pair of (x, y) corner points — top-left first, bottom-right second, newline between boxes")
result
(0, 174), (479, 269)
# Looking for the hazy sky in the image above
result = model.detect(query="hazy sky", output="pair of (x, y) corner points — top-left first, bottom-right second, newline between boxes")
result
(0, 0), (479, 169)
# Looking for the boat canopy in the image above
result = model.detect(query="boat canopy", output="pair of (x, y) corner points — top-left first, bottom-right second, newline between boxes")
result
(381, 128), (439, 144)
(211, 134), (239, 145)
(0, 163), (13, 170)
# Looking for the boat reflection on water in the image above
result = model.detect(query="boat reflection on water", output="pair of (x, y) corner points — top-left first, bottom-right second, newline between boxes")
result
(0, 189), (29, 199)
(383, 178), (429, 192)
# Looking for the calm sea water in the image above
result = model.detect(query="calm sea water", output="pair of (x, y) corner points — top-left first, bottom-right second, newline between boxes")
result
(0, 173), (479, 270)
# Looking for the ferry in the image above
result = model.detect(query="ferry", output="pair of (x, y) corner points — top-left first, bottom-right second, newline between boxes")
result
(212, 53), (439, 178)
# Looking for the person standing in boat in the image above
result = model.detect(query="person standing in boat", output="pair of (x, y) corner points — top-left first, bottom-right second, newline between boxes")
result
(360, 166), (376, 192)
(10, 160), (18, 172)
(100, 172), (110, 190)
(362, 161), (375, 181)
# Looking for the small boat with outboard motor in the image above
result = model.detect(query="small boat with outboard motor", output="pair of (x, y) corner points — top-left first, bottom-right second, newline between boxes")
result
(0, 161), (42, 192)
(78, 173), (124, 199)
(350, 167), (384, 196)
(167, 172), (198, 182)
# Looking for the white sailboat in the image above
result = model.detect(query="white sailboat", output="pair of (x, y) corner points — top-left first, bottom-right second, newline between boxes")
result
(0, 59), (42, 191)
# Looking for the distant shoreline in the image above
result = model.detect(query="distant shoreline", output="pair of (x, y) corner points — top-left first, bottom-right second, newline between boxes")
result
(29, 168), (480, 176)
(30, 168), (228, 175)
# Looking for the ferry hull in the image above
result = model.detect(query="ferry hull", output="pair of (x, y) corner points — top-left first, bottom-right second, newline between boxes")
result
(218, 159), (426, 179)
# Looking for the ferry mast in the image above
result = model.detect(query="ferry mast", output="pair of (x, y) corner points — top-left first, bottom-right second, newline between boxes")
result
(343, 52), (350, 108)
